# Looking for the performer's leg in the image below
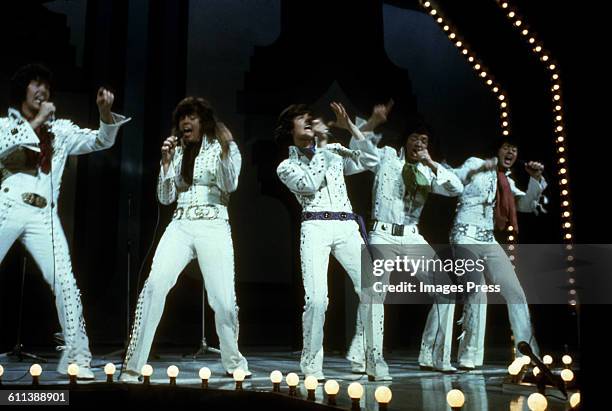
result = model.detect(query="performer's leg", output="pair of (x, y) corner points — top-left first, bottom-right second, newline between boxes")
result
(0, 195), (24, 263)
(193, 219), (248, 374)
(299, 220), (332, 378)
(21, 211), (92, 375)
(411, 233), (455, 371)
(485, 243), (539, 356)
(333, 221), (389, 379)
(122, 221), (194, 375)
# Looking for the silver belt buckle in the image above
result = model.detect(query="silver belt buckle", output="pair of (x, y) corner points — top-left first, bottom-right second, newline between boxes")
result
(186, 205), (219, 220)
(22, 192), (47, 208)
(173, 207), (185, 220)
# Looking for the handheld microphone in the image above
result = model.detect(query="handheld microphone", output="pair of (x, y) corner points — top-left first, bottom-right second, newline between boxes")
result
(517, 341), (568, 398)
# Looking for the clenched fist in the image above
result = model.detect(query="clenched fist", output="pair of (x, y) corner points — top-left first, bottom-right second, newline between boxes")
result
(96, 87), (114, 124)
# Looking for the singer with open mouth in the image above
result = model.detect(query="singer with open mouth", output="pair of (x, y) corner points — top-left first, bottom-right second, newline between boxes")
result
(120, 97), (249, 382)
(0, 64), (129, 379)
(448, 138), (547, 369)
(275, 102), (391, 381)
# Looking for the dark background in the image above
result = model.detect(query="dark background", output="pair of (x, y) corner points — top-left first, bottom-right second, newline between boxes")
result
(0, 1), (605, 394)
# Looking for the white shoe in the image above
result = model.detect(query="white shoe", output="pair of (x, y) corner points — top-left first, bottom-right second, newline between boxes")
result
(434, 365), (457, 374)
(350, 361), (366, 374)
(368, 373), (393, 381)
(119, 371), (140, 383)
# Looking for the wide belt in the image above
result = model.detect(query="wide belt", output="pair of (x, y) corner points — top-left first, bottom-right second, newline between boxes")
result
(451, 223), (495, 243)
(173, 204), (227, 220)
(301, 211), (369, 245)
(370, 220), (417, 237)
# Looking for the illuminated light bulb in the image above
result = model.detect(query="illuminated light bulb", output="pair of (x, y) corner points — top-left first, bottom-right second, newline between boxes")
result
(570, 392), (580, 409)
(456, 41), (463, 47)
(30, 364), (42, 385)
(508, 360), (522, 376)
(501, 2), (508, 8)
(286, 372), (299, 396)
(527, 392), (548, 411)
(325, 380), (340, 405)
(515, 20), (522, 26)
(430, 9), (437, 16)
(104, 363), (116, 383)
(557, 136), (565, 142)
(560, 168), (567, 174)
(562, 355), (573, 365)
(557, 125), (564, 132)
(305, 375), (318, 401)
(503, 130), (509, 136)
(535, 46), (542, 52)
(561, 369), (574, 382)
(567, 255), (574, 261)
(462, 49), (468, 55)
(449, 33), (457, 39)
(554, 94), (561, 101)
(553, 84), (561, 91)
(199, 367), (211, 389)
(447, 389), (465, 409)
(0, 364), (4, 381)
(542, 55), (549, 62)
(487, 79), (493, 85)
(502, 121), (509, 127)
(555, 105), (562, 111)
(562, 190), (568, 197)
(474, 64), (481, 70)
(498, 94), (505, 101)
(522, 29), (529, 35)
(508, 235), (514, 241)
(468, 56), (474, 62)
(424, 1), (431, 7)
(233, 368), (246, 390)
(532, 366), (540, 377)
(501, 102), (508, 108)
(569, 300), (577, 306)
(508, 245), (515, 251)
(502, 112), (508, 118)
(270, 370), (282, 392)
(493, 87), (500, 93)
(167, 365), (179, 386)
(549, 64), (557, 70)
(443, 25), (450, 31)
(520, 356), (532, 366)
(508, 11), (516, 18)
(529, 37), (535, 44)
(437, 17), (443, 23)
(509, 255), (515, 261)
(348, 382), (364, 409)
(558, 147), (565, 152)
(565, 233), (572, 240)
(561, 178), (567, 184)
(556, 115), (563, 121)
(375, 386), (393, 410)
(542, 355), (553, 365)
(563, 201), (569, 207)
(553, 73), (559, 80)
(569, 289), (576, 295)
(563, 211), (570, 217)
(141, 364), (153, 385)
(67, 364), (79, 385)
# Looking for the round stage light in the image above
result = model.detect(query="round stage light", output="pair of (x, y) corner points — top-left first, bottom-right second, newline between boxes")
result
(270, 370), (282, 384)
(561, 369), (574, 382)
(167, 365), (179, 378)
(141, 364), (153, 377)
(324, 379), (340, 395)
(375, 386), (393, 405)
(199, 367), (211, 380)
(348, 382), (364, 399)
(527, 393), (547, 411)
(304, 375), (318, 391)
(286, 372), (299, 387)
(104, 363), (116, 376)
(562, 355), (573, 365)
(570, 392), (580, 408)
(30, 364), (42, 377)
(446, 389), (465, 408)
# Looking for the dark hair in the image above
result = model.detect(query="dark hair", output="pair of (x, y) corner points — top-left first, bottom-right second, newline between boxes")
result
(274, 104), (311, 148)
(172, 97), (218, 186)
(399, 120), (436, 151)
(488, 135), (520, 157)
(9, 64), (53, 109)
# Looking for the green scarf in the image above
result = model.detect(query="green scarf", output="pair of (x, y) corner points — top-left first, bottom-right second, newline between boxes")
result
(402, 162), (430, 199)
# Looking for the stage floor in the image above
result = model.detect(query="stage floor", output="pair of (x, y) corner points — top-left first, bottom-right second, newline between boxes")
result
(1, 350), (575, 410)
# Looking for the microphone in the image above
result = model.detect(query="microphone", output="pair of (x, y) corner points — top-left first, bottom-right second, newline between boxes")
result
(517, 341), (568, 398)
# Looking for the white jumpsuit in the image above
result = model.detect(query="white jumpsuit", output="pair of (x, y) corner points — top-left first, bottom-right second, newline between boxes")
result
(0, 108), (129, 372)
(122, 138), (248, 375)
(346, 145), (464, 371)
(277, 140), (389, 379)
(450, 157), (546, 367)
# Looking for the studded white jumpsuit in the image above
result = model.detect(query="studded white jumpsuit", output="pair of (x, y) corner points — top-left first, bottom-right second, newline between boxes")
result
(277, 139), (388, 379)
(450, 157), (546, 367)
(346, 144), (464, 371)
(122, 138), (248, 376)
(0, 108), (129, 372)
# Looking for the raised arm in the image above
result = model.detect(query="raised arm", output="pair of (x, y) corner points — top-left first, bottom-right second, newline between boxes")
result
(513, 161), (547, 213)
(60, 88), (130, 155)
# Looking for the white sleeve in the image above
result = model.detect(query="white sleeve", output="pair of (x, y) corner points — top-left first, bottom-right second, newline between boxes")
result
(215, 141), (241, 193)
(431, 165), (464, 197)
(453, 157), (485, 184)
(515, 176), (548, 213)
(344, 138), (380, 175)
(277, 153), (330, 195)
(0, 118), (39, 159)
(56, 113), (130, 156)
(157, 161), (177, 205)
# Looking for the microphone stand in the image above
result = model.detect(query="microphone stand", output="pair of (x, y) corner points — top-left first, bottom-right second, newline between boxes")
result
(0, 256), (47, 363)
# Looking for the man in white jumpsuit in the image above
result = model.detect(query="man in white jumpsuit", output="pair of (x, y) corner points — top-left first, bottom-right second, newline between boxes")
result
(276, 102), (390, 381)
(120, 97), (248, 381)
(0, 64), (129, 379)
(450, 139), (546, 369)
(345, 106), (464, 373)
